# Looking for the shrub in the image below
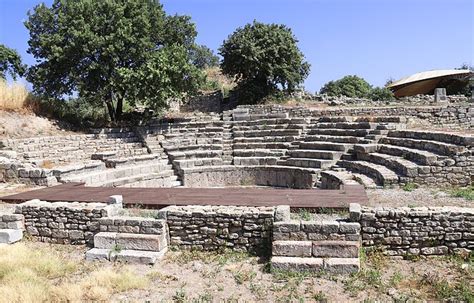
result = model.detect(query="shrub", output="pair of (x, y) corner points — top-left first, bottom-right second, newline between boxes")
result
(320, 75), (372, 98)
(369, 86), (395, 101)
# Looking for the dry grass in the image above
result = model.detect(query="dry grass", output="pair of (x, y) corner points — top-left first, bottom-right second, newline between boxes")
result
(0, 243), (150, 303)
(0, 79), (33, 110)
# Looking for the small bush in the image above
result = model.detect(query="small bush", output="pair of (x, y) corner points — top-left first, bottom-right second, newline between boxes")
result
(369, 86), (395, 101)
(402, 182), (419, 192)
(450, 186), (474, 200)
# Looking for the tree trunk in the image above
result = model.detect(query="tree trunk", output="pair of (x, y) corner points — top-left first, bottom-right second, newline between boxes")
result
(105, 100), (116, 122)
(116, 98), (123, 121)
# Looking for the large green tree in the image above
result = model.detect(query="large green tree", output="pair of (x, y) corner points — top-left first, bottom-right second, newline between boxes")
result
(219, 21), (310, 104)
(25, 0), (203, 121)
(0, 44), (26, 80)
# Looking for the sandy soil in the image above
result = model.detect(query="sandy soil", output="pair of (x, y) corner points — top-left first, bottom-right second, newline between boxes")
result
(0, 110), (75, 139)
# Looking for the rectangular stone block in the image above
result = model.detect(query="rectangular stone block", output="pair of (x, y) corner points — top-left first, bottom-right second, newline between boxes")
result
(271, 256), (323, 272)
(312, 240), (360, 258)
(94, 232), (117, 249)
(0, 229), (23, 244)
(116, 233), (167, 251)
(273, 221), (300, 233)
(272, 240), (312, 257)
(324, 258), (360, 274)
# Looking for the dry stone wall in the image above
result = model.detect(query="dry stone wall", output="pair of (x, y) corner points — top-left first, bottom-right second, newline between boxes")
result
(158, 205), (275, 253)
(15, 199), (121, 245)
(353, 204), (474, 256)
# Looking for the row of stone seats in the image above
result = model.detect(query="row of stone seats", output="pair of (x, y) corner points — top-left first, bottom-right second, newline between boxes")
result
(158, 121), (226, 175)
(232, 116), (307, 166)
(1, 131), (149, 166)
(278, 117), (381, 170)
(337, 130), (473, 187)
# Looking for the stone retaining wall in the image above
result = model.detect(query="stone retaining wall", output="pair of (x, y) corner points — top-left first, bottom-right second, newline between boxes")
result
(15, 199), (121, 245)
(236, 104), (473, 129)
(354, 204), (474, 256)
(181, 165), (317, 189)
(158, 205), (275, 253)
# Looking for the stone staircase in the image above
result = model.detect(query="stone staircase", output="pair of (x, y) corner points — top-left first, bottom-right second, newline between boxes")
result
(270, 211), (361, 274)
(85, 216), (168, 264)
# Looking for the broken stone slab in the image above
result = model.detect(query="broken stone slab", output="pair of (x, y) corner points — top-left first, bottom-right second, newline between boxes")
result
(85, 247), (167, 265)
(312, 240), (360, 258)
(271, 256), (323, 272)
(272, 240), (312, 257)
(0, 229), (23, 244)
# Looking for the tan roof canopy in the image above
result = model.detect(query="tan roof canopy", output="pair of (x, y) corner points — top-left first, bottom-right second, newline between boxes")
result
(387, 69), (473, 97)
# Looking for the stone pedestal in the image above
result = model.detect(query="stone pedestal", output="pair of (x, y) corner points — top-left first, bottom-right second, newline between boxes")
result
(434, 88), (447, 102)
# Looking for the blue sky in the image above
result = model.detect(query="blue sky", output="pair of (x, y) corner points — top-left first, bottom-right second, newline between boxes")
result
(1, 0), (472, 92)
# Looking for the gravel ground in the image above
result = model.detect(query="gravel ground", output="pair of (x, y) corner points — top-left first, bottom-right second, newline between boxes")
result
(366, 187), (472, 208)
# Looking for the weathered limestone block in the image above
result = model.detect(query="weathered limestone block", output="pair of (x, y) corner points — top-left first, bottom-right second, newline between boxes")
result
(272, 240), (312, 257)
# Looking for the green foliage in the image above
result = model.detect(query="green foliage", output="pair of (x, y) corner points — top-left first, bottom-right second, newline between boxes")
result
(219, 20), (310, 104)
(25, 0), (203, 122)
(33, 97), (108, 128)
(402, 182), (418, 192)
(320, 75), (372, 98)
(0, 44), (26, 80)
(369, 86), (395, 101)
(190, 45), (219, 69)
(450, 186), (474, 200)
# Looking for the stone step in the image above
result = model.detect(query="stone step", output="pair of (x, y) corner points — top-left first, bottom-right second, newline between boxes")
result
(313, 122), (375, 129)
(105, 154), (166, 168)
(174, 157), (224, 169)
(52, 161), (106, 179)
(271, 256), (359, 274)
(280, 158), (335, 169)
(307, 129), (370, 137)
(288, 150), (343, 160)
(313, 116), (353, 123)
(388, 130), (473, 147)
(380, 137), (466, 156)
(233, 149), (287, 157)
(232, 118), (307, 126)
(168, 150), (222, 160)
(356, 152), (421, 177)
(94, 232), (167, 251)
(233, 129), (301, 138)
(98, 171), (177, 187)
(352, 173), (378, 189)
(376, 144), (440, 166)
(162, 144), (223, 152)
(85, 247), (167, 265)
(319, 170), (359, 189)
(304, 135), (364, 144)
(0, 229), (23, 244)
(233, 142), (293, 150)
(233, 136), (300, 143)
(233, 124), (306, 131)
(312, 240), (359, 258)
(297, 142), (352, 152)
(337, 160), (399, 186)
(234, 157), (279, 166)
(62, 162), (171, 185)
